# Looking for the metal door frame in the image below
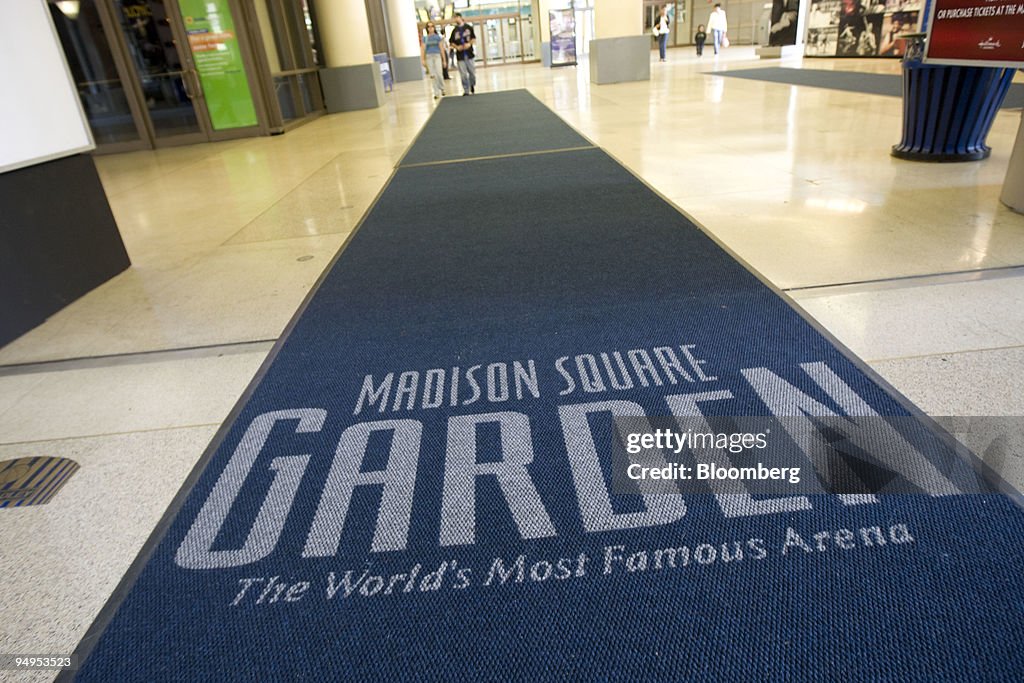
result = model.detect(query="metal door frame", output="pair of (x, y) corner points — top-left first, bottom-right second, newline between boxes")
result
(102, 0), (207, 147)
(239, 0), (324, 134)
(168, 0), (271, 143)
(90, 0), (269, 150)
(674, 0), (693, 46)
(83, 0), (159, 152)
(426, 13), (540, 68)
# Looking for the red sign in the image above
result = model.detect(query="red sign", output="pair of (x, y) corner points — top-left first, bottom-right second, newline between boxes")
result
(925, 0), (1024, 66)
(187, 30), (235, 52)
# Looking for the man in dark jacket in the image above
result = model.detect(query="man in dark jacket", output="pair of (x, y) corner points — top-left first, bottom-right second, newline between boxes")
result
(449, 13), (477, 95)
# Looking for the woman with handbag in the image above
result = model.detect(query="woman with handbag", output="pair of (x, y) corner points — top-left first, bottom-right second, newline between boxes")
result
(654, 6), (671, 62)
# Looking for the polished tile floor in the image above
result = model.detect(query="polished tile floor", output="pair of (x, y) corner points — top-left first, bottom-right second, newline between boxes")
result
(3, 46), (1024, 675)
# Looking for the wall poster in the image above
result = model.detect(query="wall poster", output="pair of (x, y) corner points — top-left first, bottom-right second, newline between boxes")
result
(179, 0), (258, 129)
(769, 0), (801, 46)
(805, 0), (920, 57)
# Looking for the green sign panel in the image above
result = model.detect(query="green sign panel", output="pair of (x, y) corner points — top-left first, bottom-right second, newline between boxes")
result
(180, 0), (257, 130)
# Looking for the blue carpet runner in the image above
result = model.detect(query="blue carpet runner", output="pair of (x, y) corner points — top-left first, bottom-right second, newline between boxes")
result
(398, 89), (592, 165)
(69, 90), (1024, 681)
(714, 67), (1024, 109)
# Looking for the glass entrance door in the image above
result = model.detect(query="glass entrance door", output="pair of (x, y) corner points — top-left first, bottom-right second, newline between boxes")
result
(518, 10), (535, 60)
(50, 0), (266, 150)
(643, 1), (660, 40)
(643, 1), (694, 48)
(175, 0), (264, 138)
(483, 18), (505, 64)
(673, 1), (692, 46)
(246, 0), (324, 129)
(112, 0), (206, 144)
(49, 0), (149, 152)
(503, 17), (521, 61)
(573, 1), (594, 57)
(481, 14), (528, 66)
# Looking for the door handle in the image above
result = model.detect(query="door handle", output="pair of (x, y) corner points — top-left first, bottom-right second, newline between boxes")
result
(190, 69), (203, 98)
(181, 70), (195, 100)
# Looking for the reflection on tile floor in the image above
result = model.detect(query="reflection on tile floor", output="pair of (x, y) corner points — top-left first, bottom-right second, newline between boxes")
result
(2, 47), (1024, 677)
(791, 272), (1024, 361)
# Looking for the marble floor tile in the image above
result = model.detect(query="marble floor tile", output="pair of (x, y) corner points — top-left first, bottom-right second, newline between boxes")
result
(791, 272), (1024, 360)
(0, 236), (344, 365)
(869, 346), (1024, 491)
(676, 184), (1007, 288)
(0, 350), (267, 443)
(0, 427), (219, 674)
(870, 346), (1024, 417)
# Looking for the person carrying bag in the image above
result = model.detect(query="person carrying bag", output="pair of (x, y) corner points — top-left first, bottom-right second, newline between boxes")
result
(708, 3), (728, 54)
(653, 6), (671, 62)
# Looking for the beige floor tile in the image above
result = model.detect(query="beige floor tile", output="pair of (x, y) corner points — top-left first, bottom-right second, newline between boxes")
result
(0, 350), (266, 443)
(677, 184), (1006, 288)
(223, 149), (396, 245)
(0, 240), (336, 365)
(93, 139), (252, 199)
(792, 273), (1024, 361)
(871, 346), (1024, 417)
(869, 346), (1024, 491)
(0, 427), (219, 669)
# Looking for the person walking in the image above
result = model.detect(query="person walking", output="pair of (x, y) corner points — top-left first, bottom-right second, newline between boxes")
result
(695, 24), (707, 57)
(421, 22), (446, 100)
(654, 6), (671, 62)
(449, 12), (477, 95)
(707, 3), (728, 55)
(441, 22), (451, 80)
(445, 23), (456, 80)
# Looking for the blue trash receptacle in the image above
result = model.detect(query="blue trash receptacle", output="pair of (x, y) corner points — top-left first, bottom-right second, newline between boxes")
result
(892, 33), (1016, 162)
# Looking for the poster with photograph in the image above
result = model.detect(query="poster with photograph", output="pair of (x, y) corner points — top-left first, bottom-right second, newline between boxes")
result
(769, 0), (801, 46)
(837, 14), (883, 56)
(838, 0), (867, 18)
(807, 0), (909, 56)
(837, 0), (892, 17)
(879, 11), (919, 56)
(808, 0), (841, 29)
(549, 9), (577, 67)
(805, 27), (839, 55)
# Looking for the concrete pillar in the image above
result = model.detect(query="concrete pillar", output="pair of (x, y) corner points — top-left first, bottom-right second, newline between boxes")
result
(539, 0), (551, 67)
(590, 0), (648, 85)
(386, 0), (423, 82)
(594, 0), (641, 38)
(317, 0), (383, 112)
(1001, 113), (1024, 214)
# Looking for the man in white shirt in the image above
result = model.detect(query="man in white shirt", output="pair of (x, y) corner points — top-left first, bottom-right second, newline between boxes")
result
(707, 3), (728, 55)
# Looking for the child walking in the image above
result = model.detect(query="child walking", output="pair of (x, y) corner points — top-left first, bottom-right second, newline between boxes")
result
(695, 25), (707, 57)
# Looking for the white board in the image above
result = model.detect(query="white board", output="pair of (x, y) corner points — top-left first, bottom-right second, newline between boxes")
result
(0, 0), (95, 174)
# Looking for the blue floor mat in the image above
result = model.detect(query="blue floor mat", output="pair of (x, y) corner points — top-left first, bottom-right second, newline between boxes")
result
(715, 67), (1024, 108)
(68, 90), (1024, 682)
